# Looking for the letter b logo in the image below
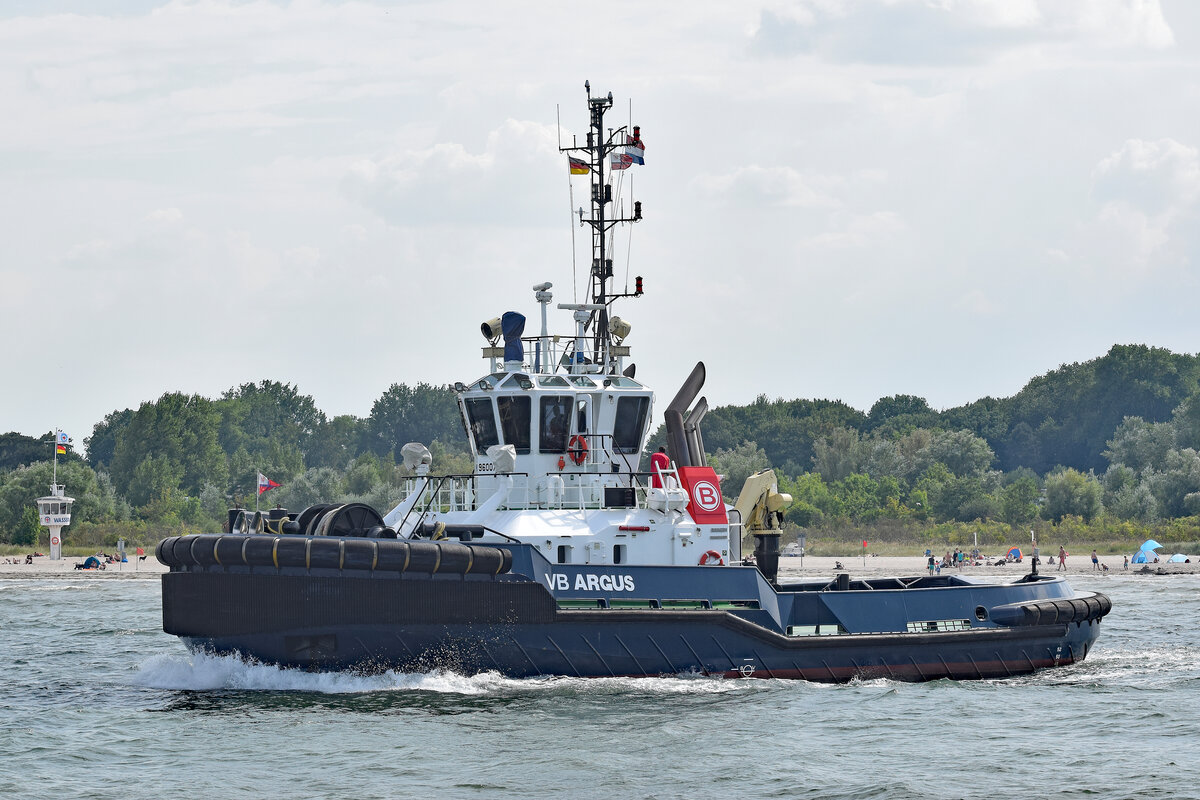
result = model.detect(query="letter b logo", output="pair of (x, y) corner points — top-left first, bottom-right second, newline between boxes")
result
(694, 481), (721, 511)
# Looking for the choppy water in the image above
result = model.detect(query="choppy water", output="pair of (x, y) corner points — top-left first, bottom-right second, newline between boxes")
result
(0, 572), (1196, 800)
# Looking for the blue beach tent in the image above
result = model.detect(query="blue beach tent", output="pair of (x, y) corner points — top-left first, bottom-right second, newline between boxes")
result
(1132, 539), (1163, 564)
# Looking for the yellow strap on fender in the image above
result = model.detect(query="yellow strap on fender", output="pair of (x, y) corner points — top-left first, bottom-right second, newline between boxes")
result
(271, 537), (280, 569)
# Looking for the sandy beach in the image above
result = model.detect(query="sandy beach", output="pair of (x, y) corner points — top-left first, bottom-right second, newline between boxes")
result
(2, 549), (1189, 577)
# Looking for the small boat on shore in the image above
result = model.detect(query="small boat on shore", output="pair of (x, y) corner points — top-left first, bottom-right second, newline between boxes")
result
(157, 84), (1110, 681)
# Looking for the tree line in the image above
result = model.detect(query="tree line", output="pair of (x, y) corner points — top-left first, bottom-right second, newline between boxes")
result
(2, 344), (1200, 546)
(0, 380), (469, 545)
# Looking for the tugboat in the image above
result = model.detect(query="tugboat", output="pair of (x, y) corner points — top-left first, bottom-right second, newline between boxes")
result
(157, 84), (1111, 681)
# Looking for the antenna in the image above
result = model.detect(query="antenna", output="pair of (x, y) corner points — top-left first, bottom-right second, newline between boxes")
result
(559, 85), (644, 370)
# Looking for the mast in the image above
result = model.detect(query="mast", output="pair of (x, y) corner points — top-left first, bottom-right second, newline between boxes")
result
(560, 80), (643, 370)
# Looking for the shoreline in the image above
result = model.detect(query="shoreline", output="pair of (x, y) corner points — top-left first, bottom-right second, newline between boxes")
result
(2, 551), (1191, 577)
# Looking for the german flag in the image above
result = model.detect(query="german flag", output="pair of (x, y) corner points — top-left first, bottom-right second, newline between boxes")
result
(568, 156), (589, 175)
(56, 444), (66, 455)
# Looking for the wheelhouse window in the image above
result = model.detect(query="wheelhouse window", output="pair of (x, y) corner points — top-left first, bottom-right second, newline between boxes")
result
(613, 395), (650, 454)
(464, 397), (499, 454)
(540, 395), (573, 453)
(497, 395), (531, 454)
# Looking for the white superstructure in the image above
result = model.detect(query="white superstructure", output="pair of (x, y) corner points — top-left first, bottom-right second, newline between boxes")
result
(383, 85), (739, 568)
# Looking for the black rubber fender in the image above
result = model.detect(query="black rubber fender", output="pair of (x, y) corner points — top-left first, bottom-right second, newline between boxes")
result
(214, 535), (246, 566)
(243, 535), (277, 567)
(274, 536), (310, 569)
(156, 533), (514, 577)
(990, 593), (1112, 627)
(308, 537), (343, 570)
(155, 537), (176, 564)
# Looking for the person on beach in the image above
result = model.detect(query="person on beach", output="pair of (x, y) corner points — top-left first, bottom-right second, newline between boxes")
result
(1091, 550), (1099, 571)
(1123, 555), (1129, 571)
(1058, 546), (1067, 571)
(927, 555), (935, 575)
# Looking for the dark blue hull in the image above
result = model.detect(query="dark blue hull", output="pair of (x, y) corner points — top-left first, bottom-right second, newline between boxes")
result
(157, 534), (1109, 683)
(181, 614), (1101, 682)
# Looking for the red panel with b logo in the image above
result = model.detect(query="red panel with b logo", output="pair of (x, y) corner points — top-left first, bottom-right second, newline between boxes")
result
(677, 466), (728, 524)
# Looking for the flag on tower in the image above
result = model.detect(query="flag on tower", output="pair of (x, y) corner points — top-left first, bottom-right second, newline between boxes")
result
(56, 444), (66, 455)
(257, 472), (281, 495)
(568, 156), (589, 175)
(57, 430), (69, 444)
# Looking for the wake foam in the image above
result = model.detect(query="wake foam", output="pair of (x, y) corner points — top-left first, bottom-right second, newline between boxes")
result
(132, 652), (751, 696)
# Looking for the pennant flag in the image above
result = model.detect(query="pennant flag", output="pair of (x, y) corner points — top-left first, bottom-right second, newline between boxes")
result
(257, 472), (281, 495)
(610, 151), (633, 171)
(57, 430), (69, 444)
(568, 156), (589, 175)
(136, 547), (145, 556)
(56, 444), (66, 455)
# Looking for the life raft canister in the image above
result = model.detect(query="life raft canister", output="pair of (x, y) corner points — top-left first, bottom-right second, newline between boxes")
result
(699, 549), (724, 566)
(568, 435), (588, 465)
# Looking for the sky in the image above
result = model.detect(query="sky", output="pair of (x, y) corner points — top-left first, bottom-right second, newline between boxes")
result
(3, 0), (1200, 450)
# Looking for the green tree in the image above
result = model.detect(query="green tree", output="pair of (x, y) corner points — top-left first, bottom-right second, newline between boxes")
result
(1000, 475), (1040, 525)
(217, 380), (323, 474)
(1142, 449), (1200, 517)
(0, 431), (72, 472)
(108, 393), (226, 499)
(865, 394), (938, 435)
(780, 472), (839, 525)
(307, 415), (365, 469)
(812, 428), (865, 482)
(1104, 417), (1174, 473)
(365, 383), (464, 460)
(13, 506), (39, 546)
(832, 473), (880, 522)
(84, 409), (134, 470)
(1042, 468), (1103, 522)
(708, 442), (770, 500)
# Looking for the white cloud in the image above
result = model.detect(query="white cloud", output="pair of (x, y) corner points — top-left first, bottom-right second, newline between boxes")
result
(1059, 137), (1200, 271)
(689, 165), (840, 208)
(1093, 137), (1200, 214)
(343, 119), (563, 226)
(145, 207), (183, 223)
(750, 0), (1175, 63)
(1, 0), (1199, 444)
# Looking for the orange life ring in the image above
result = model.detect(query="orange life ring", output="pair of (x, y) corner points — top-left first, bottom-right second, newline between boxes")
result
(568, 435), (588, 465)
(699, 549), (724, 566)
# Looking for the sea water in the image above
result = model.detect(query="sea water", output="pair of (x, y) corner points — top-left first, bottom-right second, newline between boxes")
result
(0, 572), (1196, 800)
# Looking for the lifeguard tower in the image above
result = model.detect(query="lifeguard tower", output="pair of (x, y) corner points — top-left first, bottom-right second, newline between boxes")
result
(36, 484), (73, 561)
(36, 430), (75, 561)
